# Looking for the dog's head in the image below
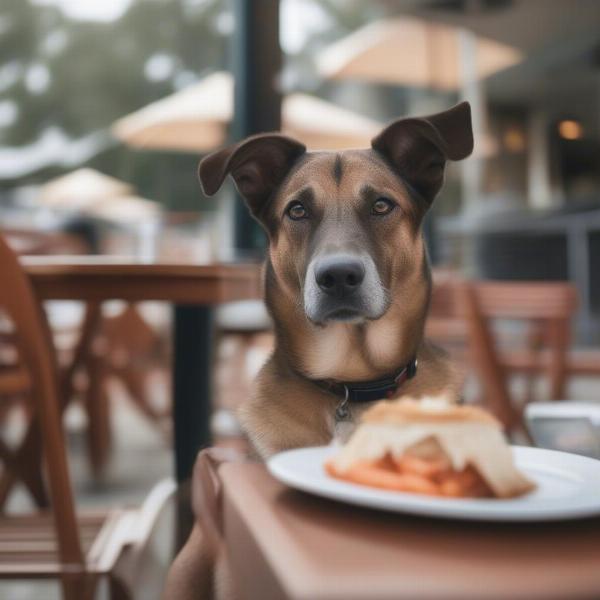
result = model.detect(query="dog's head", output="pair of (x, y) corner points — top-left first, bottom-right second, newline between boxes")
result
(199, 103), (472, 329)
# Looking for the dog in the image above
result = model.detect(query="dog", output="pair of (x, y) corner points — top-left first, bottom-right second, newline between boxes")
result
(164, 102), (473, 599)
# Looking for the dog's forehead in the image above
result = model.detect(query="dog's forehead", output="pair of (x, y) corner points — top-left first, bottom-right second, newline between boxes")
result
(279, 149), (406, 200)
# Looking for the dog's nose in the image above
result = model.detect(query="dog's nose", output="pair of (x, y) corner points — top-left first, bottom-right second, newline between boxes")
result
(315, 256), (365, 296)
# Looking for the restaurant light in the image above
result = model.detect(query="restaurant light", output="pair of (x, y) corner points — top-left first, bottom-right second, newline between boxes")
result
(503, 126), (526, 152)
(558, 119), (583, 140)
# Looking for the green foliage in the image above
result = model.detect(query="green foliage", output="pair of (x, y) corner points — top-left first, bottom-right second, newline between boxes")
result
(0, 0), (228, 209)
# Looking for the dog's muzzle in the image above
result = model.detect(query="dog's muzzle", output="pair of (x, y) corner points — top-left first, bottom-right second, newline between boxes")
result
(303, 253), (388, 323)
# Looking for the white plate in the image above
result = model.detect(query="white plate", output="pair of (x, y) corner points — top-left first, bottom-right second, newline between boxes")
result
(267, 445), (600, 522)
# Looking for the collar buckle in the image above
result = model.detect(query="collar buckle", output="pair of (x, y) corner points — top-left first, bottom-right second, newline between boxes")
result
(327, 357), (418, 405)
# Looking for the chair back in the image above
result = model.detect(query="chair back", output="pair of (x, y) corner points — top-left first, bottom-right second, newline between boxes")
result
(460, 280), (579, 426)
(0, 235), (84, 567)
(470, 281), (578, 320)
(427, 270), (468, 348)
(456, 282), (516, 428)
(472, 281), (578, 401)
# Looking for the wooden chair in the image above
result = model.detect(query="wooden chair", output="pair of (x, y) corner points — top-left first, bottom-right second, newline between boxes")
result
(491, 297), (600, 402)
(97, 304), (169, 426)
(459, 281), (580, 430)
(0, 230), (103, 506)
(77, 302), (173, 476)
(427, 269), (469, 355)
(1, 229), (88, 257)
(0, 235), (174, 599)
(1, 228), (167, 480)
(427, 275), (580, 431)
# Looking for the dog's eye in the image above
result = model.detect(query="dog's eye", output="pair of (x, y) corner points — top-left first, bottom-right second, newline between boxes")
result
(372, 197), (395, 215)
(286, 202), (308, 220)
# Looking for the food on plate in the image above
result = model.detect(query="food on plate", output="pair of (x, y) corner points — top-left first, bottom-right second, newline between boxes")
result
(325, 397), (535, 498)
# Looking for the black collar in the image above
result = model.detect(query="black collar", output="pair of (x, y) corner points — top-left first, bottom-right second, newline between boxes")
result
(311, 357), (418, 404)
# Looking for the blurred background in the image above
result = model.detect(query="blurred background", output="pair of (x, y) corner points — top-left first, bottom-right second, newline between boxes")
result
(2, 0), (600, 334)
(2, 1), (600, 598)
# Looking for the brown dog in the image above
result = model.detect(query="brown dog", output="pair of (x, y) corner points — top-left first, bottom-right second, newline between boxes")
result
(164, 102), (473, 599)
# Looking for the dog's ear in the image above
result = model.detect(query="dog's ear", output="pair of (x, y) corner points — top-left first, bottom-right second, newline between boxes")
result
(371, 102), (473, 204)
(198, 133), (306, 219)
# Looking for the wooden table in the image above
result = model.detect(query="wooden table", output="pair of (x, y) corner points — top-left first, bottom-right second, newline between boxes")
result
(21, 256), (261, 485)
(22, 256), (260, 304)
(220, 463), (600, 600)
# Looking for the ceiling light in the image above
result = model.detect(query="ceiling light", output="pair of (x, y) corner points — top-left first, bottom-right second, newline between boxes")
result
(558, 120), (583, 140)
(503, 127), (525, 152)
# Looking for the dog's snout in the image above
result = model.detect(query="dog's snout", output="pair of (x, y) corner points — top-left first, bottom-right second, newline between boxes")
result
(315, 256), (365, 297)
(304, 252), (387, 323)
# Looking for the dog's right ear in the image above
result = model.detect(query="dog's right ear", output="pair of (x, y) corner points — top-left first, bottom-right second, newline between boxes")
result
(198, 133), (306, 220)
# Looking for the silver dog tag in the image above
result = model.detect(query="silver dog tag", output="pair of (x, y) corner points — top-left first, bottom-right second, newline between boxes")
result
(334, 401), (355, 442)
(334, 386), (350, 423)
(335, 401), (350, 422)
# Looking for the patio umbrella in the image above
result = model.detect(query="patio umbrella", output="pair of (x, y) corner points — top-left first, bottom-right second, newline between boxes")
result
(112, 71), (382, 152)
(86, 194), (162, 224)
(317, 17), (521, 91)
(38, 168), (134, 210)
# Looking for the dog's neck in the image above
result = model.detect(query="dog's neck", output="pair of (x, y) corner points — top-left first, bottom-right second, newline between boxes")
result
(289, 317), (422, 381)
(268, 287), (427, 384)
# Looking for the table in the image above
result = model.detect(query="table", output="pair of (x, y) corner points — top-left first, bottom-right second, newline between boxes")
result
(21, 255), (261, 486)
(22, 256), (259, 304)
(220, 463), (600, 600)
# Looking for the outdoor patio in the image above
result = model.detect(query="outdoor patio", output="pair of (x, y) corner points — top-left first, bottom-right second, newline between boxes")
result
(2, 1), (600, 599)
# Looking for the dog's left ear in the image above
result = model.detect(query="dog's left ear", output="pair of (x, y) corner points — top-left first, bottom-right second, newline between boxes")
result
(371, 101), (473, 204)
(198, 133), (306, 220)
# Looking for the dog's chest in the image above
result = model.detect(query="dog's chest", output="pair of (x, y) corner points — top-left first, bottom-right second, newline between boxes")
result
(301, 324), (367, 379)
(300, 320), (403, 380)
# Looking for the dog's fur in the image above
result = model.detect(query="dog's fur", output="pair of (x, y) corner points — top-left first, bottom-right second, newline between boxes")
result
(164, 102), (473, 599)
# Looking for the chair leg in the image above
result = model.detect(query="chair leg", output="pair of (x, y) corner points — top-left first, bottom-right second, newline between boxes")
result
(60, 573), (97, 600)
(118, 366), (164, 423)
(109, 576), (133, 600)
(84, 357), (112, 477)
(0, 418), (48, 509)
(522, 321), (544, 405)
(547, 319), (569, 400)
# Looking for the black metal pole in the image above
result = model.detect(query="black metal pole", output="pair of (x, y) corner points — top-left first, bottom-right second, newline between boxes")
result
(231, 0), (282, 253)
(172, 304), (213, 548)
(171, 0), (283, 550)
(173, 305), (213, 483)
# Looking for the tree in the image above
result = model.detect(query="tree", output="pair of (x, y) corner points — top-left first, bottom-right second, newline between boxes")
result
(0, 0), (227, 208)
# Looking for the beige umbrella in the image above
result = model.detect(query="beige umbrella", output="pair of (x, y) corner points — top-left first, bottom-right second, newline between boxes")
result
(317, 18), (521, 90)
(112, 71), (382, 152)
(281, 93), (380, 150)
(86, 194), (162, 224)
(38, 168), (134, 210)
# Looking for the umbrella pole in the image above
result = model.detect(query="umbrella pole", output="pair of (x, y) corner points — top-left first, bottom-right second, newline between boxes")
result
(231, 0), (282, 254)
(171, 0), (283, 549)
